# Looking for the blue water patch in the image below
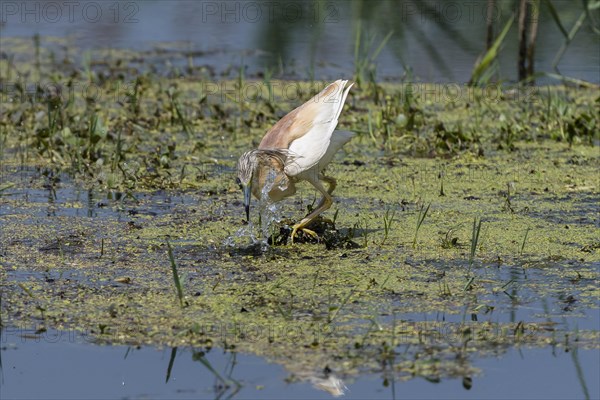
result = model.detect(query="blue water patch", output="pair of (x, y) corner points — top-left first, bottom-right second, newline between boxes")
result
(1, 328), (598, 399)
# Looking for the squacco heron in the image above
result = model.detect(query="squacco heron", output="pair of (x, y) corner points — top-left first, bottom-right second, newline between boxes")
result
(236, 79), (354, 242)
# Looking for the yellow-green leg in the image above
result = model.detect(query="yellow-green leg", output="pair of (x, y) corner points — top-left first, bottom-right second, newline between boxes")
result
(291, 175), (336, 243)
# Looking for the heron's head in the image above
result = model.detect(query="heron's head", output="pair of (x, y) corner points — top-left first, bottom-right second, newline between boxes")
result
(236, 149), (290, 221)
(236, 150), (258, 221)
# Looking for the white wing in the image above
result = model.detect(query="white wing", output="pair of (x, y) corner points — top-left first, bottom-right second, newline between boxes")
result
(284, 80), (353, 177)
(317, 130), (354, 171)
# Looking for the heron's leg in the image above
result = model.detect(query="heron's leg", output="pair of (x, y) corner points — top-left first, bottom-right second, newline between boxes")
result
(309, 175), (337, 224)
(321, 175), (337, 195)
(313, 175), (337, 208)
(291, 178), (333, 243)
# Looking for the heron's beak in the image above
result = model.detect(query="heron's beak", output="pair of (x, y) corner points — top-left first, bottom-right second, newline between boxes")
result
(243, 184), (251, 221)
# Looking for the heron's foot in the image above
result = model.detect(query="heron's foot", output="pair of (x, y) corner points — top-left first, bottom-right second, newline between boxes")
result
(290, 225), (319, 244)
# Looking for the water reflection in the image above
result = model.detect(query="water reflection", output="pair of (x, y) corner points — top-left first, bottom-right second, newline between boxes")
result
(1, 1), (598, 83)
(158, 342), (348, 398)
(310, 374), (347, 397)
(1, 327), (598, 399)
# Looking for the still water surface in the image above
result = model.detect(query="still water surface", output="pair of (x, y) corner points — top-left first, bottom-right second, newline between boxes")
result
(1, 328), (598, 399)
(1, 0), (599, 83)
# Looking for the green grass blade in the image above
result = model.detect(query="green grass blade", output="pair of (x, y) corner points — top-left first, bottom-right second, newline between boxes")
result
(412, 203), (430, 248)
(520, 227), (530, 256)
(167, 240), (184, 307)
(354, 19), (362, 81)
(543, 72), (600, 88)
(165, 347), (177, 383)
(192, 351), (235, 388)
(470, 14), (515, 85)
(570, 334), (591, 400)
(0, 183), (15, 193)
(371, 30), (394, 61)
(543, 0), (569, 38)
(551, 11), (587, 71)
(583, 0), (600, 34)
(328, 289), (356, 324)
(469, 217), (482, 270)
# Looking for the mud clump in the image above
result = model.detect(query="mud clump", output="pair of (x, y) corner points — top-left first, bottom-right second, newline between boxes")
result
(265, 216), (360, 249)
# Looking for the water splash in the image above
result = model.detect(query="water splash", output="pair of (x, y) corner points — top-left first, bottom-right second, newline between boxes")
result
(258, 169), (282, 243)
(224, 168), (282, 250)
(222, 222), (260, 248)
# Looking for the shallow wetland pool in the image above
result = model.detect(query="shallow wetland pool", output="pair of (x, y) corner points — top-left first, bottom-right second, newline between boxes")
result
(0, 37), (599, 399)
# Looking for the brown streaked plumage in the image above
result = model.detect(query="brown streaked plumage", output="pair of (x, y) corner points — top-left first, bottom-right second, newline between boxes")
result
(258, 82), (339, 149)
(236, 79), (354, 242)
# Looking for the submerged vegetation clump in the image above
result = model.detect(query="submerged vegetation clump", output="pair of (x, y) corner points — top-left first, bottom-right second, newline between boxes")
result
(1, 37), (599, 388)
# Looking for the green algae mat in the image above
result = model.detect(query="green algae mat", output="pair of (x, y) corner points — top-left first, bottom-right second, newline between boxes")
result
(1, 37), (599, 384)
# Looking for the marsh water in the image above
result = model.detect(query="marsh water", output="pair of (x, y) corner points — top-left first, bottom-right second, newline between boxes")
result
(2, 1), (599, 83)
(2, 158), (599, 398)
(2, 1), (600, 399)
(2, 329), (598, 399)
